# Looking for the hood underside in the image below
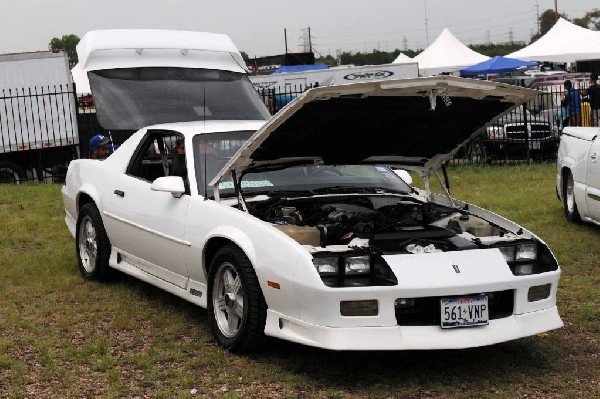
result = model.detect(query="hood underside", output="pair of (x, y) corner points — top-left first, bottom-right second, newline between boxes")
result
(212, 76), (537, 185)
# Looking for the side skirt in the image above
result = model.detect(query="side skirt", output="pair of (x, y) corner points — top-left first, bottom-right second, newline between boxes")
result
(108, 247), (208, 308)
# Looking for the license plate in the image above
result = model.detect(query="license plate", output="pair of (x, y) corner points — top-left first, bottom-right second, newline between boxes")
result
(529, 140), (541, 150)
(440, 295), (489, 328)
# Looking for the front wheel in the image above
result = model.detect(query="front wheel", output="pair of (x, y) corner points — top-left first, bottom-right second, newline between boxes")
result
(76, 203), (113, 280)
(563, 170), (582, 223)
(207, 245), (267, 353)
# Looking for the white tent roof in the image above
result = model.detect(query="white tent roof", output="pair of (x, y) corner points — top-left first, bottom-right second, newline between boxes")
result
(413, 28), (489, 76)
(392, 52), (413, 64)
(508, 18), (600, 63)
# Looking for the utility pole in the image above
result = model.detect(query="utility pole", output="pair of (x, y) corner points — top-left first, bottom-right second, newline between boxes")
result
(424, 0), (430, 46)
(299, 27), (313, 53)
(535, 0), (541, 33)
(554, 0), (559, 21)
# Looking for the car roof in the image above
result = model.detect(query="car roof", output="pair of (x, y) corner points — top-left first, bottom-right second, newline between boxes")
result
(142, 120), (267, 136)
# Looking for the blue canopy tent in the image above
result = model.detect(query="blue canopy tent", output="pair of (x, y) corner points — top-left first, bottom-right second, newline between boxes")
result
(460, 56), (537, 77)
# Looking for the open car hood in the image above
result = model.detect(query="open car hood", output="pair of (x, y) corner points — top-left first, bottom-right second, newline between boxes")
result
(212, 76), (536, 186)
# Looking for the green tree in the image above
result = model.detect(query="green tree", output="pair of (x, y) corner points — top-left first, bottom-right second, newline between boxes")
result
(530, 9), (570, 42)
(48, 34), (80, 68)
(572, 8), (600, 30)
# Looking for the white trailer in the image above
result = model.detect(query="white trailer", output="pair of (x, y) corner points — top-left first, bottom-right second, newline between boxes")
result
(249, 62), (419, 91)
(0, 51), (79, 182)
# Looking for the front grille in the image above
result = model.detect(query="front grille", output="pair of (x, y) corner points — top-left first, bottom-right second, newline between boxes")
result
(395, 290), (514, 326)
(530, 124), (551, 139)
(505, 125), (527, 140)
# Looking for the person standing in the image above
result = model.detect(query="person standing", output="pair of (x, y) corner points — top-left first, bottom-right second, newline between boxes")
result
(561, 80), (581, 127)
(89, 134), (110, 160)
(587, 73), (600, 127)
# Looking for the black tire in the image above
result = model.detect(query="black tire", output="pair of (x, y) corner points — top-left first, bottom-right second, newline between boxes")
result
(0, 161), (26, 184)
(563, 170), (582, 223)
(75, 203), (113, 280)
(207, 245), (267, 353)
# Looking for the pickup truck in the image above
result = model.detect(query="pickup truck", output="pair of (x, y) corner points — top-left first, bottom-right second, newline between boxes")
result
(556, 127), (600, 224)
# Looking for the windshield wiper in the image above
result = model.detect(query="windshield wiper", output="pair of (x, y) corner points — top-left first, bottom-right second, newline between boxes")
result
(312, 186), (408, 195)
(240, 189), (316, 197)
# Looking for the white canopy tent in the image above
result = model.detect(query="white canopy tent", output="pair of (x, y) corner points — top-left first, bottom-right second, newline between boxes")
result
(508, 18), (600, 62)
(413, 28), (489, 76)
(392, 52), (413, 64)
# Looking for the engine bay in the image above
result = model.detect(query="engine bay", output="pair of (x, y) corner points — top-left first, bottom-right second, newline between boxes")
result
(246, 194), (516, 254)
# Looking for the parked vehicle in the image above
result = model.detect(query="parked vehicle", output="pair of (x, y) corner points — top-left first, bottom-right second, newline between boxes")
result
(0, 51), (78, 183)
(62, 76), (563, 353)
(469, 105), (559, 162)
(556, 126), (600, 224)
(71, 29), (270, 156)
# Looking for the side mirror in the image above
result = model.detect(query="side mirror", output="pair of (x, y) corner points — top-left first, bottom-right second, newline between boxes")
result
(393, 169), (413, 186)
(151, 176), (186, 198)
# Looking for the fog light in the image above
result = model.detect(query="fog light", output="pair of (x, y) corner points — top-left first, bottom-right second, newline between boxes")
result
(514, 263), (535, 276)
(313, 257), (338, 276)
(344, 255), (371, 275)
(528, 284), (551, 302)
(340, 300), (378, 316)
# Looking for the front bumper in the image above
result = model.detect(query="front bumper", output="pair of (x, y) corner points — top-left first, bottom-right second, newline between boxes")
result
(264, 306), (562, 350)
(264, 249), (562, 350)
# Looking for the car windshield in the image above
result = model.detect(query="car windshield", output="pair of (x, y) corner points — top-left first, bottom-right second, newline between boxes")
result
(218, 165), (412, 198)
(193, 130), (254, 197)
(88, 67), (270, 130)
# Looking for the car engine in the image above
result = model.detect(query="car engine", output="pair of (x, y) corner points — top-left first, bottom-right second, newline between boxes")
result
(246, 195), (508, 254)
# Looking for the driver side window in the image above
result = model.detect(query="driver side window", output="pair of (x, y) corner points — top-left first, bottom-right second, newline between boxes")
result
(128, 130), (185, 182)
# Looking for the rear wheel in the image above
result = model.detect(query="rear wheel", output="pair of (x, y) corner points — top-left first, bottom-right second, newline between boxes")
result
(563, 170), (581, 223)
(207, 245), (266, 353)
(76, 203), (113, 280)
(0, 161), (26, 184)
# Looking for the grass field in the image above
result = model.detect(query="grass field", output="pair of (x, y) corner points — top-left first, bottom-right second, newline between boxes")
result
(0, 163), (598, 398)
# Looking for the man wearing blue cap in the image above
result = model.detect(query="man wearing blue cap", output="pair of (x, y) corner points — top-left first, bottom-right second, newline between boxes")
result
(89, 134), (110, 160)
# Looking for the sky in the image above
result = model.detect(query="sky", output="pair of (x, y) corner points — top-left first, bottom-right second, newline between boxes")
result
(0, 0), (597, 59)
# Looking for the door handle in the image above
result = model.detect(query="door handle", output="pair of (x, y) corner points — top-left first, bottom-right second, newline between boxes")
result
(591, 152), (598, 162)
(114, 190), (125, 197)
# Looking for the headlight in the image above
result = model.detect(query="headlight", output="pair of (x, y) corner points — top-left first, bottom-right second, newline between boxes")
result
(344, 255), (371, 275)
(496, 242), (540, 276)
(498, 246), (516, 262)
(486, 126), (505, 139)
(313, 257), (338, 276)
(312, 253), (396, 287)
(516, 243), (537, 261)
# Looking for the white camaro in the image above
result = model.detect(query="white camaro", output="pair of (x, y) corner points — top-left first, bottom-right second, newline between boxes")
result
(62, 76), (563, 353)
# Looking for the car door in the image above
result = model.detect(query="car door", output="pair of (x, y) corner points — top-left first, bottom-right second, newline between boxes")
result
(585, 137), (600, 220)
(103, 130), (190, 288)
